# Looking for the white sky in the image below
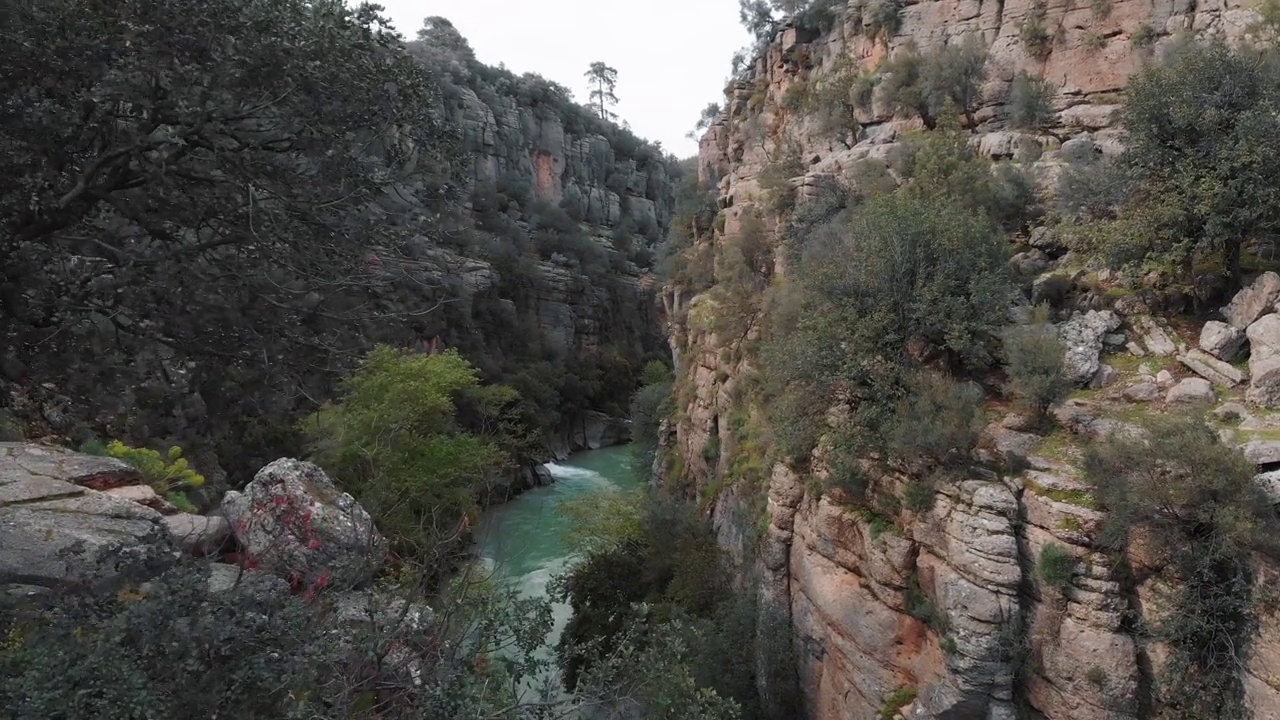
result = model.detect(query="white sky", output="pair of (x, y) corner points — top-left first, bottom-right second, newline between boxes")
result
(377, 0), (753, 158)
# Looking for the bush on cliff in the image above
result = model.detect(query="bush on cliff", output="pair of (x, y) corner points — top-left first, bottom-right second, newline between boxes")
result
(1083, 414), (1280, 720)
(554, 493), (798, 718)
(1085, 39), (1280, 290)
(1000, 305), (1070, 424)
(877, 36), (988, 129)
(302, 347), (522, 560)
(763, 191), (1008, 476)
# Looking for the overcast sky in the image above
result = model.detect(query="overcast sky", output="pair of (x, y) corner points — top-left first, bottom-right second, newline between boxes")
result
(376, 0), (752, 158)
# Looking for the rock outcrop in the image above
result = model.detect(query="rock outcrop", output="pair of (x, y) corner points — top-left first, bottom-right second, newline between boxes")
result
(223, 458), (387, 588)
(0, 443), (179, 590)
(2, 443), (394, 605)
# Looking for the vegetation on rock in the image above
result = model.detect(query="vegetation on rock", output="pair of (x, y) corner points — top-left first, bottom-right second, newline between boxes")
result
(1084, 415), (1280, 719)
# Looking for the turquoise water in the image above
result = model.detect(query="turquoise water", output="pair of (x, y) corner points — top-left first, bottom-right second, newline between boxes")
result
(474, 445), (643, 669)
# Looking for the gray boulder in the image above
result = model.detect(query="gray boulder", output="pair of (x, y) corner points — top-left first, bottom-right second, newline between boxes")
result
(1224, 271), (1280, 329)
(163, 513), (231, 556)
(1122, 382), (1161, 403)
(1242, 441), (1280, 466)
(1255, 470), (1280, 505)
(1089, 364), (1120, 389)
(1247, 354), (1280, 408)
(1057, 310), (1122, 386)
(1178, 349), (1245, 388)
(1249, 314), (1280, 358)
(1129, 315), (1177, 356)
(1165, 378), (1215, 406)
(0, 443), (179, 588)
(1199, 320), (1245, 361)
(222, 458), (387, 588)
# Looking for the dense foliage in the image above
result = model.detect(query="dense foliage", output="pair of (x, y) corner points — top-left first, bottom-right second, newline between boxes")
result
(303, 347), (527, 563)
(0, 559), (563, 720)
(1059, 39), (1280, 291)
(554, 492), (799, 720)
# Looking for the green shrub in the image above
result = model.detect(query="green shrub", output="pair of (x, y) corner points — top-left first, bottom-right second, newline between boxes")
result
(894, 127), (1035, 231)
(880, 687), (918, 719)
(640, 360), (673, 386)
(0, 560), (559, 720)
(866, 0), (903, 43)
(801, 54), (879, 138)
(100, 441), (204, 510)
(1007, 71), (1056, 130)
(1132, 24), (1158, 47)
(1086, 665), (1107, 687)
(1083, 32), (1107, 51)
(886, 372), (985, 467)
(1020, 3), (1053, 59)
(877, 36), (988, 129)
(758, 150), (805, 215)
(1091, 0), (1112, 17)
(903, 477), (937, 513)
(631, 380), (673, 472)
(774, 193), (1012, 373)
(1001, 305), (1070, 423)
(1119, 39), (1280, 289)
(303, 347), (516, 558)
(1038, 542), (1075, 590)
(1057, 154), (1127, 221)
(0, 414), (24, 442)
(703, 433), (721, 467)
(904, 571), (946, 632)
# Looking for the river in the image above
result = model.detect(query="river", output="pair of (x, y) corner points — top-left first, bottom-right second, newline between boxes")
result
(473, 445), (643, 681)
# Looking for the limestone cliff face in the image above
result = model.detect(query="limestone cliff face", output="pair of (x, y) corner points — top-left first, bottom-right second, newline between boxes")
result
(665, 4), (1280, 719)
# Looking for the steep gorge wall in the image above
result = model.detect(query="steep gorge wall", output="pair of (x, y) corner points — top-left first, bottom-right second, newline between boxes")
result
(665, 3), (1278, 719)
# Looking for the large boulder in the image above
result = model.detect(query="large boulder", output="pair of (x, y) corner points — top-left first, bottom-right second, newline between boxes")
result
(1057, 310), (1122, 386)
(1178, 349), (1245, 388)
(0, 443), (179, 588)
(1200, 320), (1246, 361)
(1249, 314), (1280, 358)
(222, 458), (387, 588)
(1166, 378), (1215, 406)
(1129, 315), (1178, 356)
(1242, 441), (1280, 466)
(1224, 271), (1280, 329)
(1248, 355), (1280, 408)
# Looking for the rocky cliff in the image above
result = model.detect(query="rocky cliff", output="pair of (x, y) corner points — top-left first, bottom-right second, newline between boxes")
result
(663, 3), (1280, 719)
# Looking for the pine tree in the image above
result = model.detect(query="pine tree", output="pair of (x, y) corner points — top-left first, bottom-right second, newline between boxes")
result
(585, 61), (620, 121)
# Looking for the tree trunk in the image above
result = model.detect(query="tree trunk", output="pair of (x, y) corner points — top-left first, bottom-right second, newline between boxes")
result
(1226, 239), (1243, 294)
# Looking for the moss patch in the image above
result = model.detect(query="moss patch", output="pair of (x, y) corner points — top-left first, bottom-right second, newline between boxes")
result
(1027, 478), (1098, 508)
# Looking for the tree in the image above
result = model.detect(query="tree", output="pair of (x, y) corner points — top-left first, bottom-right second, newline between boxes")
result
(1001, 305), (1069, 424)
(1007, 70), (1056, 131)
(585, 61), (620, 121)
(763, 193), (1013, 461)
(303, 347), (521, 563)
(1120, 39), (1280, 289)
(739, 0), (777, 40)
(688, 102), (723, 140)
(0, 0), (465, 478)
(878, 36), (989, 129)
